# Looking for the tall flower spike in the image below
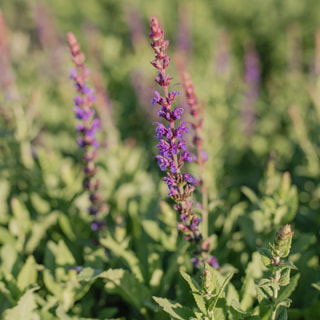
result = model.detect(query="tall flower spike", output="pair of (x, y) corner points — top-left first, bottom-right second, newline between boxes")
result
(149, 17), (217, 269)
(67, 32), (107, 231)
(182, 71), (209, 240)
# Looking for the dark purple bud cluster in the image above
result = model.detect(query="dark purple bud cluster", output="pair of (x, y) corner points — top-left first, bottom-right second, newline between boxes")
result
(67, 32), (107, 231)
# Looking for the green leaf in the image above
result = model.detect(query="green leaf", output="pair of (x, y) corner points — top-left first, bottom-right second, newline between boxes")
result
(255, 278), (276, 303)
(153, 296), (195, 320)
(213, 299), (227, 320)
(0, 280), (16, 305)
(142, 219), (176, 251)
(258, 248), (272, 268)
(0, 243), (20, 275)
(55, 305), (73, 320)
(279, 268), (291, 286)
(202, 263), (221, 296)
(0, 226), (16, 246)
(58, 213), (77, 242)
(226, 282), (239, 306)
(278, 260), (298, 271)
(180, 270), (206, 314)
(17, 255), (37, 291)
(54, 240), (76, 267)
(77, 267), (104, 281)
(10, 198), (31, 234)
(30, 193), (50, 214)
(43, 269), (63, 299)
(3, 286), (40, 320)
(208, 271), (234, 312)
(25, 211), (59, 254)
(230, 298), (252, 315)
(274, 306), (288, 320)
(77, 268), (151, 311)
(240, 252), (264, 310)
(102, 269), (151, 310)
(312, 281), (320, 291)
(241, 186), (258, 204)
(100, 235), (143, 282)
(278, 273), (300, 301)
(274, 298), (291, 311)
(159, 242), (189, 296)
(222, 202), (247, 236)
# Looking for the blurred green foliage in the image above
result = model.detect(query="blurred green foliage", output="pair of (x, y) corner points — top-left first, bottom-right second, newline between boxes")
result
(0, 0), (320, 319)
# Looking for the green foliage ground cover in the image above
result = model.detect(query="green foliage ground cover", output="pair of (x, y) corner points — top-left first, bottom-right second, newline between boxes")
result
(0, 0), (320, 319)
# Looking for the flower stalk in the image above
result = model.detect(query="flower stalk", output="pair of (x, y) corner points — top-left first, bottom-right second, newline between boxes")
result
(182, 71), (209, 240)
(149, 17), (217, 269)
(67, 32), (107, 231)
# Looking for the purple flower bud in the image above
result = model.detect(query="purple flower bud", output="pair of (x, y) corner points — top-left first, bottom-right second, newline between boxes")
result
(69, 68), (77, 80)
(155, 155), (170, 171)
(156, 139), (171, 157)
(181, 151), (193, 162)
(158, 107), (171, 120)
(191, 257), (201, 269)
(201, 151), (209, 162)
(183, 172), (193, 183)
(172, 107), (183, 120)
(176, 122), (189, 138)
(162, 175), (175, 188)
(74, 106), (95, 121)
(77, 137), (85, 148)
(177, 140), (187, 151)
(154, 122), (167, 138)
(207, 256), (219, 268)
(74, 96), (83, 106)
(170, 143), (178, 155)
(168, 186), (179, 197)
(169, 161), (177, 173)
(166, 126), (173, 139)
(76, 123), (85, 132)
(82, 85), (91, 94)
(152, 90), (161, 105)
(190, 217), (202, 230)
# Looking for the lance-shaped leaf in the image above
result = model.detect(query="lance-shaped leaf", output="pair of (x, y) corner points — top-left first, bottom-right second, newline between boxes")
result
(100, 235), (143, 282)
(258, 248), (272, 268)
(3, 286), (39, 320)
(78, 268), (151, 311)
(207, 271), (234, 312)
(180, 270), (206, 314)
(153, 296), (195, 320)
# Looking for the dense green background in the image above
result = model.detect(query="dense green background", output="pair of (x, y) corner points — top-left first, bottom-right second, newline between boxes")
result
(1, 0), (320, 319)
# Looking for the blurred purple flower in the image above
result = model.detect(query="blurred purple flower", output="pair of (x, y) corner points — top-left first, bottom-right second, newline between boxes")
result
(67, 32), (107, 230)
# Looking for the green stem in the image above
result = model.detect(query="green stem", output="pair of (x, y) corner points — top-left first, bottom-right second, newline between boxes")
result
(269, 257), (281, 320)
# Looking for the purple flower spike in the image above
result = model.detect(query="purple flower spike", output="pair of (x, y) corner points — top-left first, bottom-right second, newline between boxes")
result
(149, 17), (212, 268)
(68, 32), (107, 231)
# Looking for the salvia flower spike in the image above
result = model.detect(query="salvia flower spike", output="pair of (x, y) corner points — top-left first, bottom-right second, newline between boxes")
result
(182, 71), (209, 239)
(149, 17), (217, 269)
(67, 32), (107, 231)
